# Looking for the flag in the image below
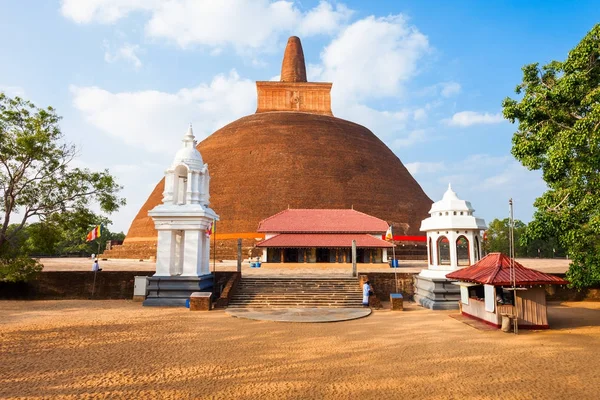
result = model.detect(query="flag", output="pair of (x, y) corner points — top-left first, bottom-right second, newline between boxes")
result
(86, 224), (104, 242)
(206, 220), (215, 238)
(385, 225), (393, 241)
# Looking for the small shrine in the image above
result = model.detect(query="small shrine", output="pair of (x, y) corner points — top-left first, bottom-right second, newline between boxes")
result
(446, 253), (568, 329)
(143, 125), (219, 306)
(414, 184), (486, 310)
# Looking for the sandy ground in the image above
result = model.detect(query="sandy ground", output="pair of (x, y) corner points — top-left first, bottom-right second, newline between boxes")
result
(39, 257), (571, 275)
(1, 301), (599, 399)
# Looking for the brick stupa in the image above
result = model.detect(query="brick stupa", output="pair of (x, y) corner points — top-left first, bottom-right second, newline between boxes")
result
(105, 36), (433, 260)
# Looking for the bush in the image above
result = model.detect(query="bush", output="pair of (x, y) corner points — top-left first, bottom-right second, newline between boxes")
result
(0, 256), (43, 283)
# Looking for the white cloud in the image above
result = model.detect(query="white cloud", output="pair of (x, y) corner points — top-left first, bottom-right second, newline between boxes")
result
(405, 161), (445, 175)
(411, 154), (545, 223)
(0, 85), (26, 97)
(440, 81), (461, 97)
(390, 129), (428, 150)
(316, 15), (430, 100)
(413, 108), (427, 121)
(297, 1), (353, 36)
(61, 0), (353, 53)
(60, 0), (159, 24)
(445, 111), (504, 127)
(70, 69), (256, 153)
(104, 42), (143, 69)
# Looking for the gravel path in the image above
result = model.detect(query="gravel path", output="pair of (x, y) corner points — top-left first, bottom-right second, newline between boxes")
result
(1, 300), (598, 399)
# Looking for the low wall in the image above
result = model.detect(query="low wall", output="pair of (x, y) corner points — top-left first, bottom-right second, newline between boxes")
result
(0, 271), (155, 300)
(1, 271), (598, 302)
(358, 272), (416, 301)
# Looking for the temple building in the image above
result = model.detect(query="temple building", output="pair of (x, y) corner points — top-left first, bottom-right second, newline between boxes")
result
(104, 36), (432, 261)
(255, 209), (394, 263)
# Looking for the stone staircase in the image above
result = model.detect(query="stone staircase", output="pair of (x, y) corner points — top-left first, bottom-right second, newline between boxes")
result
(227, 277), (363, 308)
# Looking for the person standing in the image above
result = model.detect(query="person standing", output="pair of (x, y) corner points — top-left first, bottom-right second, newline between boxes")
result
(92, 259), (102, 272)
(362, 280), (372, 307)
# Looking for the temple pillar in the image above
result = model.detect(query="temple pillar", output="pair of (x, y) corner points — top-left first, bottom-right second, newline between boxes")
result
(155, 230), (174, 277)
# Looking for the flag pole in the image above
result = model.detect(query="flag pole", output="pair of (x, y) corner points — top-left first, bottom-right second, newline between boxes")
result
(212, 220), (216, 273)
(392, 228), (398, 293)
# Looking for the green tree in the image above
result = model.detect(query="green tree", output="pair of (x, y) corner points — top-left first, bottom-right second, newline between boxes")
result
(0, 93), (125, 280)
(502, 24), (600, 289)
(483, 218), (527, 256)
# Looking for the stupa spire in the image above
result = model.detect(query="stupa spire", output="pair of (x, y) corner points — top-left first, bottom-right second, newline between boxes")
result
(280, 36), (307, 83)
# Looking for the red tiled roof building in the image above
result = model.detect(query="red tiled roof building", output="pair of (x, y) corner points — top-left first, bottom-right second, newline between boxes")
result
(256, 209), (393, 263)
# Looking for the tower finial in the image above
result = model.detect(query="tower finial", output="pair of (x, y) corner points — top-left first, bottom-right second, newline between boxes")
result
(280, 36), (307, 83)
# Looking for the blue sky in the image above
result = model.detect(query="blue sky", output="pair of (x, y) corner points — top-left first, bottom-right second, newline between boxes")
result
(1, 1), (599, 233)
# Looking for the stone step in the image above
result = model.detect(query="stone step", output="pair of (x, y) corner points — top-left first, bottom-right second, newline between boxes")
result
(228, 277), (362, 309)
(227, 303), (362, 308)
(232, 294), (362, 300)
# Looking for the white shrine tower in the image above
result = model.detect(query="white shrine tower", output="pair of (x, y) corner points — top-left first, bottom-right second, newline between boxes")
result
(143, 125), (219, 306)
(414, 184), (486, 310)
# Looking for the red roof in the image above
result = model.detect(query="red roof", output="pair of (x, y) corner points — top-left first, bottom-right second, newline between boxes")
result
(257, 209), (389, 233)
(256, 233), (394, 248)
(446, 253), (568, 286)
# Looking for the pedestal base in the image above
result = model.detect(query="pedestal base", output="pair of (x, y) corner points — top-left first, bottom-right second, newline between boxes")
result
(413, 274), (460, 310)
(143, 275), (213, 307)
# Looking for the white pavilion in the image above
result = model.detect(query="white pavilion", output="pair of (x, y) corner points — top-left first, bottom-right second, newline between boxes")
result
(414, 184), (486, 310)
(143, 125), (219, 306)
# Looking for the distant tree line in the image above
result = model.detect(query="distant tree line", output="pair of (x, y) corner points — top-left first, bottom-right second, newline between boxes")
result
(483, 218), (565, 258)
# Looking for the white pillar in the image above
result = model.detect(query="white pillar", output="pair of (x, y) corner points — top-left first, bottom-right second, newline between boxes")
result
(202, 233), (211, 275)
(182, 230), (203, 276)
(155, 230), (174, 277)
(261, 249), (267, 262)
(163, 173), (174, 204)
(382, 248), (388, 262)
(448, 232), (458, 269)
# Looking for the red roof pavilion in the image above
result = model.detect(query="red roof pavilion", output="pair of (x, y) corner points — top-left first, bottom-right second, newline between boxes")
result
(257, 209), (389, 233)
(446, 252), (568, 286)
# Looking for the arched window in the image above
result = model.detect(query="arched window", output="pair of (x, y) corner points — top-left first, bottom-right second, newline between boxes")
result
(437, 236), (450, 265)
(456, 236), (470, 266)
(428, 237), (433, 265)
(475, 236), (481, 261)
(173, 165), (188, 205)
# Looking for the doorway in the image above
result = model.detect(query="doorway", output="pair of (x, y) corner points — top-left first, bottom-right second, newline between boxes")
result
(316, 248), (330, 262)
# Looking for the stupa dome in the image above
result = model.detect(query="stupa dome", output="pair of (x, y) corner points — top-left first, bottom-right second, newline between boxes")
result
(110, 36), (433, 259)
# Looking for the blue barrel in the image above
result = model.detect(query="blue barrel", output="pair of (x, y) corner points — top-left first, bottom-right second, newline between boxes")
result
(390, 259), (399, 268)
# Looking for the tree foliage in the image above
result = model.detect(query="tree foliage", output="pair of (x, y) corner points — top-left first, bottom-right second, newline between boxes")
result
(0, 93), (125, 254)
(484, 218), (564, 258)
(0, 93), (125, 281)
(502, 24), (600, 288)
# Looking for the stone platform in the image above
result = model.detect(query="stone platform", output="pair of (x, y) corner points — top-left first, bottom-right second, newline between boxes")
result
(143, 275), (213, 307)
(226, 307), (371, 323)
(413, 275), (460, 310)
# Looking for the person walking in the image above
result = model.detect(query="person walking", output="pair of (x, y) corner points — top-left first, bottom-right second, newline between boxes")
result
(362, 280), (372, 307)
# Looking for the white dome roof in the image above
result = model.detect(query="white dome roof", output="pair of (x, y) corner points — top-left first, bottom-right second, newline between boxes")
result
(172, 125), (204, 170)
(429, 184), (474, 214)
(420, 184), (486, 231)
